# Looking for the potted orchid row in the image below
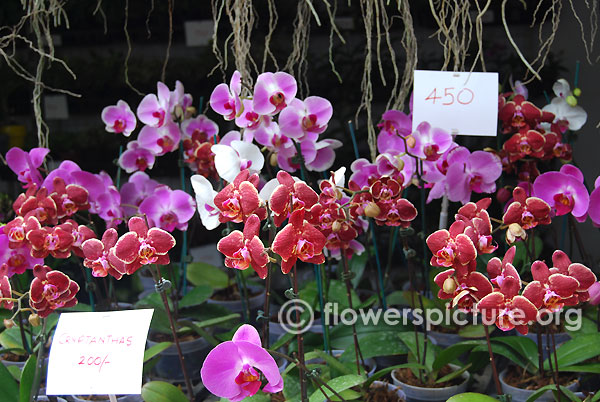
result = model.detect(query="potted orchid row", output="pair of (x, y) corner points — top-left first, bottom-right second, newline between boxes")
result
(1, 65), (600, 402)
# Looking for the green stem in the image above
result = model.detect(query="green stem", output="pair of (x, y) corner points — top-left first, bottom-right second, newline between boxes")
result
(313, 264), (330, 353)
(484, 325), (502, 395)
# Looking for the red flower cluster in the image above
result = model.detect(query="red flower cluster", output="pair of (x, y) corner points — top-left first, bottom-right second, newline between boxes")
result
(349, 176), (417, 227)
(4, 181), (96, 264)
(428, 200), (497, 311)
(497, 94), (572, 181)
(308, 171), (365, 259)
(523, 250), (596, 311)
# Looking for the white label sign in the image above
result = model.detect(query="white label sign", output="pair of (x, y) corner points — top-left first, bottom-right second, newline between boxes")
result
(46, 309), (154, 396)
(412, 70), (498, 136)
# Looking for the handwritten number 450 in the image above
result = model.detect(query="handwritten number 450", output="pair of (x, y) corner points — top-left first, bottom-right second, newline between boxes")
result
(425, 87), (474, 105)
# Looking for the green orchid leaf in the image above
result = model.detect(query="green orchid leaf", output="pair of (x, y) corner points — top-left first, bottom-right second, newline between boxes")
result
(141, 380), (189, 402)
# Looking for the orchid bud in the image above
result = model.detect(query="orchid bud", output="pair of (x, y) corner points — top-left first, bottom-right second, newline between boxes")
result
(406, 135), (416, 149)
(173, 105), (185, 122)
(332, 220), (342, 232)
(364, 202), (381, 218)
(589, 282), (600, 305)
(28, 313), (41, 327)
(3, 319), (15, 329)
(395, 156), (405, 170)
(507, 223), (527, 243)
(270, 153), (278, 167)
(443, 277), (457, 294)
(185, 106), (197, 117)
(566, 95), (577, 107)
(573, 88), (581, 97)
(496, 187), (511, 204)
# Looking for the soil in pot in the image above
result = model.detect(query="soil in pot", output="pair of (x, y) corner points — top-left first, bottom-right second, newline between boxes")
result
(393, 365), (464, 388)
(366, 382), (406, 401)
(1, 351), (27, 362)
(210, 283), (262, 301)
(503, 365), (578, 390)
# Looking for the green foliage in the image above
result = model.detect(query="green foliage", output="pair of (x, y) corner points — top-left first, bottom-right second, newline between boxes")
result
(0, 360), (18, 401)
(447, 393), (499, 402)
(186, 262), (229, 289)
(19, 354), (36, 402)
(141, 381), (189, 402)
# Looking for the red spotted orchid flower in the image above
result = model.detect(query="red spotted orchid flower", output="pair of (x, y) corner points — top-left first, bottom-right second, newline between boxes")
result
(272, 209), (326, 274)
(113, 216), (176, 275)
(29, 264), (79, 318)
(217, 214), (269, 279)
(213, 169), (266, 223)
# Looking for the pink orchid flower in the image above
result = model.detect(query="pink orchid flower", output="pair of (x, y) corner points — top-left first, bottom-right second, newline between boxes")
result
(113, 216), (176, 275)
(446, 150), (502, 204)
(139, 187), (196, 232)
(348, 159), (379, 191)
(305, 139), (342, 172)
(253, 72), (297, 116)
(279, 96), (333, 141)
(217, 214), (269, 278)
(201, 324), (283, 401)
(210, 70), (242, 120)
(410, 121), (452, 161)
(235, 99), (263, 132)
(6, 147), (49, 188)
(377, 109), (412, 155)
(181, 114), (218, 141)
(119, 172), (162, 217)
(118, 141), (156, 173)
(101, 100), (137, 137)
(137, 121), (181, 156)
(0, 234), (42, 276)
(533, 164), (589, 219)
(190, 174), (220, 230)
(588, 176), (600, 227)
(137, 82), (172, 127)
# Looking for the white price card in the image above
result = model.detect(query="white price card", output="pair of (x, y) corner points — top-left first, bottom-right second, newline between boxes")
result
(412, 70), (498, 136)
(46, 309), (154, 396)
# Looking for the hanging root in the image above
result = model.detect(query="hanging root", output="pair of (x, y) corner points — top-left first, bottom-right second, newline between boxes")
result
(0, 0), (80, 148)
(160, 0), (174, 82)
(284, 0), (311, 97)
(391, 0), (417, 112)
(357, 0), (377, 161)
(261, 0), (279, 71)
(123, 0), (144, 95)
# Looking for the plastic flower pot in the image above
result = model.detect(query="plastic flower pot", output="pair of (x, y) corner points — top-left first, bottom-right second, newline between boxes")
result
(146, 331), (210, 381)
(391, 363), (469, 402)
(370, 381), (407, 400)
(499, 369), (578, 402)
(207, 287), (266, 314)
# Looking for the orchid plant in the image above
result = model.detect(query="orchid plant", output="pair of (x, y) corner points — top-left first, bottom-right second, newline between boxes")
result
(2, 67), (600, 402)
